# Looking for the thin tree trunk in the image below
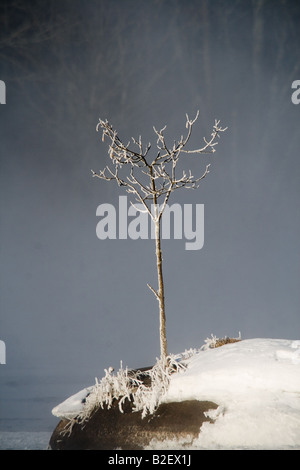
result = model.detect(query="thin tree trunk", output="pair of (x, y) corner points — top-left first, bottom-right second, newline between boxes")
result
(151, 166), (168, 361)
(154, 216), (167, 361)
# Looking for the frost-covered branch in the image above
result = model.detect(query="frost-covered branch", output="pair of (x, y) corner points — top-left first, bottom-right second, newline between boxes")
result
(92, 112), (226, 216)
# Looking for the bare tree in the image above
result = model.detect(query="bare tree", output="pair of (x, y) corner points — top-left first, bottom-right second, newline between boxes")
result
(92, 112), (226, 362)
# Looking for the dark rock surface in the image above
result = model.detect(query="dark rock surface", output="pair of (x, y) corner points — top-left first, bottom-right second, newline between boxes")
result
(49, 398), (219, 450)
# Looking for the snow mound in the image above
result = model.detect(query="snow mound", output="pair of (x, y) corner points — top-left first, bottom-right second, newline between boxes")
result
(52, 338), (300, 449)
(160, 338), (300, 449)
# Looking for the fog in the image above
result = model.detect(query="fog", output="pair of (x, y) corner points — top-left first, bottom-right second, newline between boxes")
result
(0, 0), (299, 432)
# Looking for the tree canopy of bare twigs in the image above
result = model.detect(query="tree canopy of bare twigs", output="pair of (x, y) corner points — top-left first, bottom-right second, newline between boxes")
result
(92, 113), (227, 361)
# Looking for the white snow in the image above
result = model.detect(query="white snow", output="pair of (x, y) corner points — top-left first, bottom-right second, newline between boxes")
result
(52, 338), (300, 450)
(52, 386), (94, 420)
(158, 338), (300, 450)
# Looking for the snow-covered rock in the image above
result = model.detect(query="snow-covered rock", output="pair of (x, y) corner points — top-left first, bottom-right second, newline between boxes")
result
(50, 338), (300, 449)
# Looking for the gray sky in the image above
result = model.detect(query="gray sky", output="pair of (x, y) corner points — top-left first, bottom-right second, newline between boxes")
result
(0, 0), (299, 432)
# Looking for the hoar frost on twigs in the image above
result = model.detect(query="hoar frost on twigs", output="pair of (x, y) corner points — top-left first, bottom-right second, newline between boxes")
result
(201, 332), (242, 350)
(62, 354), (187, 435)
(92, 112), (227, 218)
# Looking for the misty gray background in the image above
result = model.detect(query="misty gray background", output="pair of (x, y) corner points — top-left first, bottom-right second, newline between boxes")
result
(0, 0), (299, 432)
